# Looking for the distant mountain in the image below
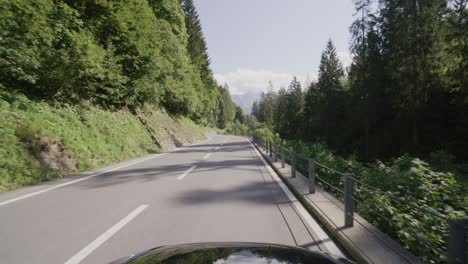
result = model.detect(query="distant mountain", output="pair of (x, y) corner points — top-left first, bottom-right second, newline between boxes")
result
(232, 91), (260, 115)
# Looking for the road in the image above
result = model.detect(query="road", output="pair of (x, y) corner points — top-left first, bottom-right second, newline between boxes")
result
(0, 135), (344, 263)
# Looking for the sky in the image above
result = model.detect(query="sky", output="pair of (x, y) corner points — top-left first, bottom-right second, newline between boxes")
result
(194, 0), (356, 96)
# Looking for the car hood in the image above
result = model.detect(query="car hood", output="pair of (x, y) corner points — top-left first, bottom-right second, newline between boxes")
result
(111, 242), (354, 264)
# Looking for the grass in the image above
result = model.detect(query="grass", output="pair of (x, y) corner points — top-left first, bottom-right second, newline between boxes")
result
(0, 92), (159, 191)
(0, 92), (209, 191)
(136, 106), (206, 149)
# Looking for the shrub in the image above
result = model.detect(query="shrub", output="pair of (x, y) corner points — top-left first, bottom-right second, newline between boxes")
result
(255, 130), (467, 264)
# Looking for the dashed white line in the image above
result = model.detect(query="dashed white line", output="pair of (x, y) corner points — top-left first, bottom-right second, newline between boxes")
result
(203, 153), (213, 160)
(177, 165), (197, 180)
(64, 204), (149, 264)
(0, 154), (166, 207)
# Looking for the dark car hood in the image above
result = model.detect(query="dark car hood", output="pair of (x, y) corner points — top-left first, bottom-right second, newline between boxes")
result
(112, 242), (354, 264)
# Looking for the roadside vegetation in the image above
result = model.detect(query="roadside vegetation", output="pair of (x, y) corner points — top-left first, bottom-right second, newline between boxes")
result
(0, 0), (244, 190)
(251, 0), (467, 165)
(0, 91), (154, 191)
(251, 125), (466, 264)
(248, 1), (467, 262)
(0, 91), (209, 191)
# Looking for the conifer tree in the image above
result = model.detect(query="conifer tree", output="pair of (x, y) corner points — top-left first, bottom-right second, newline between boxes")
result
(317, 40), (344, 144)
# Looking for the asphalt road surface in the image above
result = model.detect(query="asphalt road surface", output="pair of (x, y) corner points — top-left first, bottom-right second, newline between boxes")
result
(0, 135), (344, 263)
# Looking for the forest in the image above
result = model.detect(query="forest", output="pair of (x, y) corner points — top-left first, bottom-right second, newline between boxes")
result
(248, 1), (467, 263)
(0, 0), (250, 190)
(0, 0), (242, 128)
(251, 0), (467, 164)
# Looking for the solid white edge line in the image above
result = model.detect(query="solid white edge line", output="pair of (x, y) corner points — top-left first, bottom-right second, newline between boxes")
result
(0, 154), (166, 207)
(177, 165), (197, 180)
(0, 135), (223, 207)
(64, 204), (149, 264)
(203, 153), (213, 160)
(247, 139), (344, 256)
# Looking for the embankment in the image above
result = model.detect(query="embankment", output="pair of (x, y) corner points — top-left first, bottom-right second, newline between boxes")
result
(0, 92), (206, 191)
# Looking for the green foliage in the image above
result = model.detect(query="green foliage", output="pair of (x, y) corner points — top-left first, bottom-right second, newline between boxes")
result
(285, 77), (305, 138)
(0, 92), (210, 191)
(248, 1), (468, 262)
(224, 121), (248, 136)
(251, 0), (468, 162)
(0, 92), (157, 191)
(256, 82), (276, 127)
(0, 0), (233, 128)
(358, 157), (464, 263)
(234, 105), (246, 124)
(254, 129), (466, 264)
(216, 84), (236, 128)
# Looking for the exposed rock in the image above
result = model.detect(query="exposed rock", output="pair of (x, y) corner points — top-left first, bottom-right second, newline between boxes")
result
(135, 108), (206, 151)
(35, 137), (76, 174)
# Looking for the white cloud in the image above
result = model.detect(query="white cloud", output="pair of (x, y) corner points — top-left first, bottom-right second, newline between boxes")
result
(214, 69), (316, 95)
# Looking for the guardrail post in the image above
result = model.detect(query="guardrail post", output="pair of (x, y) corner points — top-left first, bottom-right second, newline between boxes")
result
(274, 144), (278, 161)
(269, 141), (273, 158)
(448, 218), (467, 264)
(344, 173), (354, 227)
(291, 151), (296, 178)
(308, 159), (315, 193)
(281, 147), (285, 168)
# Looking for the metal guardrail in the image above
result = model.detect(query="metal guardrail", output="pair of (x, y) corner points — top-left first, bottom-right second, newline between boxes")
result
(250, 135), (467, 264)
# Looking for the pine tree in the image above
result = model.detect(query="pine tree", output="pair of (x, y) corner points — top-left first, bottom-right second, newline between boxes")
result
(317, 39), (344, 144)
(251, 100), (259, 118)
(263, 81), (276, 128)
(274, 87), (288, 137)
(181, 0), (213, 86)
(303, 82), (322, 141)
(234, 105), (246, 123)
(348, 0), (389, 159)
(180, 0), (219, 125)
(285, 77), (305, 138)
(380, 0), (447, 147)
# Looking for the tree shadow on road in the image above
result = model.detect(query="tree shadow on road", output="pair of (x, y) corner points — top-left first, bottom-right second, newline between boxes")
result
(75, 158), (263, 189)
(170, 180), (289, 206)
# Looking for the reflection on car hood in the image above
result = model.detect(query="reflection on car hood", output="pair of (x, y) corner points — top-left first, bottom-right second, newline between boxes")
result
(113, 242), (354, 264)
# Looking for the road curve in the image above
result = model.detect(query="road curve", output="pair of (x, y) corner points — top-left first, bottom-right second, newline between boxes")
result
(0, 135), (344, 263)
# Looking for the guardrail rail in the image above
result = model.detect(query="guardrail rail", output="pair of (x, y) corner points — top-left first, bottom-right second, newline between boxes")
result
(251, 135), (467, 264)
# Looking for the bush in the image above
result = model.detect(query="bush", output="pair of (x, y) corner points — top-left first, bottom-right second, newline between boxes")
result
(224, 121), (248, 136)
(255, 130), (466, 264)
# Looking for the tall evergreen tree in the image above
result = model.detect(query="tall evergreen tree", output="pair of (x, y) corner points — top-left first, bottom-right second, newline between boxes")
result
(274, 87), (289, 137)
(181, 0), (213, 86)
(380, 0), (447, 147)
(180, 0), (219, 125)
(317, 40), (344, 144)
(285, 77), (305, 138)
(303, 82), (322, 141)
(263, 81), (276, 128)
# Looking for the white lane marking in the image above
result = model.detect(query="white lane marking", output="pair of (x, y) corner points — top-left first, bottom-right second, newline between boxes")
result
(64, 204), (148, 264)
(177, 165), (197, 180)
(203, 153), (213, 160)
(248, 139), (344, 256)
(0, 154), (166, 207)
